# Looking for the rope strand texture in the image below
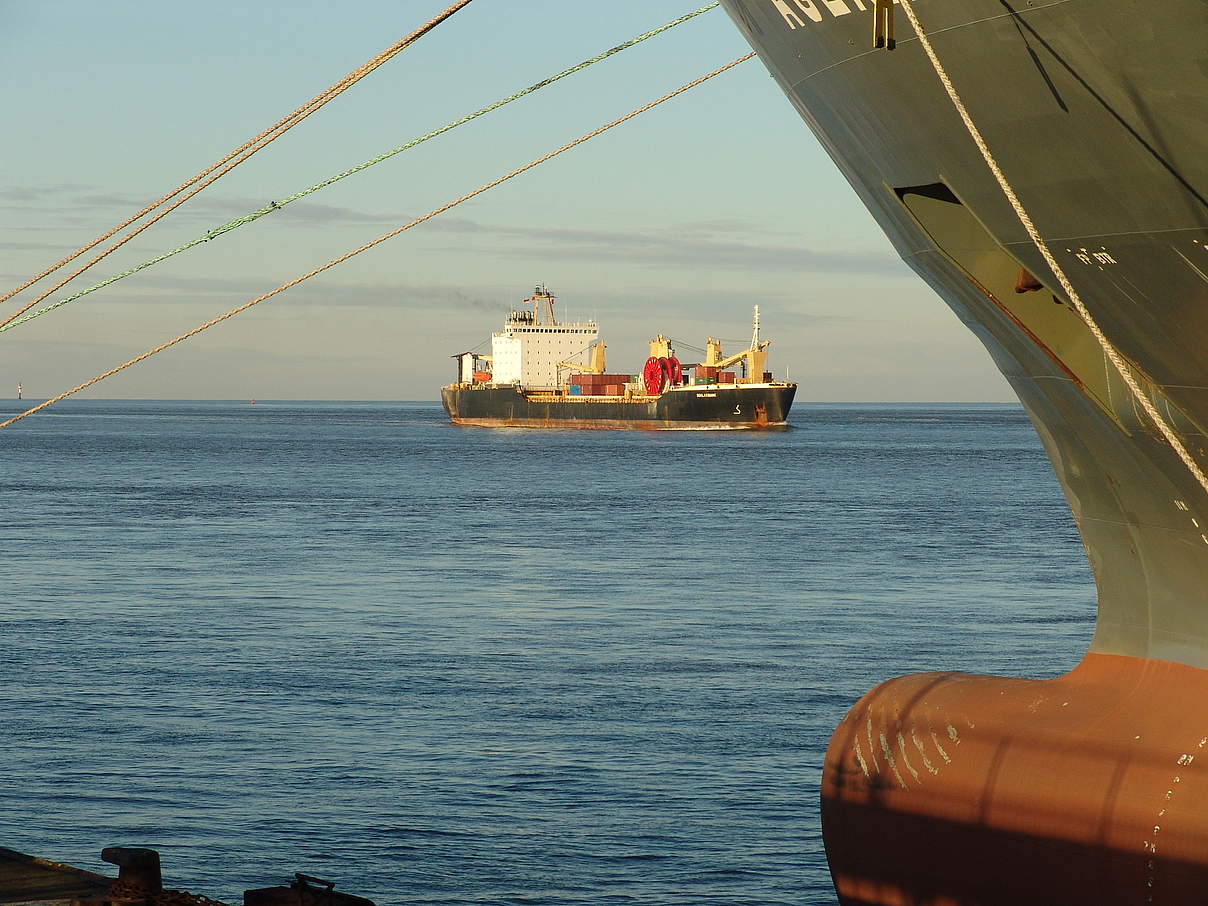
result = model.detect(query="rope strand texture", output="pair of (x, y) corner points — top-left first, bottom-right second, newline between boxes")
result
(895, 0), (1208, 499)
(0, 0), (476, 329)
(0, 3), (720, 336)
(0, 53), (755, 431)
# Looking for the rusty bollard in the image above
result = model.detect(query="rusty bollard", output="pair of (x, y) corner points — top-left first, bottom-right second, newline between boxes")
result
(101, 847), (163, 896)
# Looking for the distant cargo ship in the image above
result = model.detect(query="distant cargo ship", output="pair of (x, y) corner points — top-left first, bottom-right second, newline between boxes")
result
(441, 287), (796, 429)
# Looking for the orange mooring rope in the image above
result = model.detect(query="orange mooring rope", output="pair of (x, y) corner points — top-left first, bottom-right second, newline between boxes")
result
(0, 0), (476, 330)
(0, 52), (755, 431)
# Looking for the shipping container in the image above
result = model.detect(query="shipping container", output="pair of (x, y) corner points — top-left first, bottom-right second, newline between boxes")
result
(568, 384), (582, 395)
(718, 372), (736, 384)
(572, 374), (621, 385)
(573, 375), (632, 392)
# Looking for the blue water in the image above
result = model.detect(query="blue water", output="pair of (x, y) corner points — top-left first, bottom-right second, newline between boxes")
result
(0, 401), (1094, 904)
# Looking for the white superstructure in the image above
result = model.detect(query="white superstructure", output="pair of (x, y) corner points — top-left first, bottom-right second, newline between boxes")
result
(490, 288), (598, 390)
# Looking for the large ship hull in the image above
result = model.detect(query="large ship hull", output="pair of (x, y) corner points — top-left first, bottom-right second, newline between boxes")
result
(718, 0), (1208, 902)
(441, 383), (796, 429)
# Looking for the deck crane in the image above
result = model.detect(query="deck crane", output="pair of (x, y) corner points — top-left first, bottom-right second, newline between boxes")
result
(702, 306), (770, 383)
(556, 341), (607, 376)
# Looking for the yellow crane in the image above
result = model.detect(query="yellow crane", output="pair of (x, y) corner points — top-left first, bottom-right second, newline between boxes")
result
(702, 306), (770, 382)
(557, 341), (606, 375)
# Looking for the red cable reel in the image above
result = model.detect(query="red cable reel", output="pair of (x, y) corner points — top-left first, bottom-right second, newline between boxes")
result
(642, 357), (664, 395)
(667, 356), (682, 386)
(643, 356), (683, 395)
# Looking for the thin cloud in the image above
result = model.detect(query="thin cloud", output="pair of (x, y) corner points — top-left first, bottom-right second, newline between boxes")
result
(668, 218), (778, 236)
(79, 272), (503, 313)
(424, 221), (909, 277)
(0, 241), (72, 252)
(0, 184), (91, 203)
(21, 269), (851, 326)
(3, 183), (908, 280)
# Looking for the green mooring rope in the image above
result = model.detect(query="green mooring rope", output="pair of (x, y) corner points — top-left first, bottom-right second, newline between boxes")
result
(1, 3), (720, 335)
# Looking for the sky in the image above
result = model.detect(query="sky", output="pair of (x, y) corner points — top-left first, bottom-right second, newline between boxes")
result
(0, 0), (1014, 402)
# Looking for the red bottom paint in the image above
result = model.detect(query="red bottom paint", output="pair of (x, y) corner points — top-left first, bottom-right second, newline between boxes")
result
(823, 653), (1208, 905)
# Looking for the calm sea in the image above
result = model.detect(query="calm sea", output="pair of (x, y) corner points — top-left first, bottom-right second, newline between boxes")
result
(0, 401), (1094, 905)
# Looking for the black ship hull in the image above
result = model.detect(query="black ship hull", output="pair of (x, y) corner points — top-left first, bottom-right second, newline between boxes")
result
(441, 384), (796, 429)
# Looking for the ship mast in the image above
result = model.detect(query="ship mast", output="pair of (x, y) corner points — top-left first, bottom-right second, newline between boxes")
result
(531, 285), (557, 325)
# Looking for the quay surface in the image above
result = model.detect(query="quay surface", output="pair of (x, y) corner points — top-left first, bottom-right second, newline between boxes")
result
(0, 847), (111, 904)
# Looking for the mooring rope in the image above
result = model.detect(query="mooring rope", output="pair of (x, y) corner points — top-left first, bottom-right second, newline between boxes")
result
(0, 0), (477, 329)
(896, 0), (1208, 499)
(0, 3), (721, 336)
(0, 52), (755, 431)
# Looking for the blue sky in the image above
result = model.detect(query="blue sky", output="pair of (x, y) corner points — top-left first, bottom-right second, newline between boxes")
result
(1, 1), (1012, 401)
